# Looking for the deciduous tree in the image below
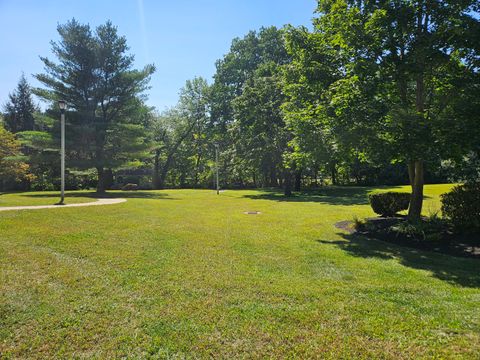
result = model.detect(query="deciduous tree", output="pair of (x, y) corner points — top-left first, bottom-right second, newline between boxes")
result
(0, 126), (32, 189)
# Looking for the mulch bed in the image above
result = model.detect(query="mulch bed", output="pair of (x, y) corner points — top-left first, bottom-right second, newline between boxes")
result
(335, 217), (480, 259)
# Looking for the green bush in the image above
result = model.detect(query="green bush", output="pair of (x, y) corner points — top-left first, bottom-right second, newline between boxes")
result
(390, 216), (446, 242)
(441, 183), (480, 233)
(368, 191), (411, 217)
(353, 215), (365, 231)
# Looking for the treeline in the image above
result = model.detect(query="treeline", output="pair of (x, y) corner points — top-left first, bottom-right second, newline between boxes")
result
(1, 1), (479, 220)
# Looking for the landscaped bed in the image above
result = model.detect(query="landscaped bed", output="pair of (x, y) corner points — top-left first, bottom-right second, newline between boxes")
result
(336, 216), (480, 258)
(334, 182), (480, 259)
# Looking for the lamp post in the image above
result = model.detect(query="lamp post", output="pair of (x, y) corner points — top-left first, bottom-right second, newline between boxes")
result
(58, 100), (66, 205)
(214, 143), (220, 195)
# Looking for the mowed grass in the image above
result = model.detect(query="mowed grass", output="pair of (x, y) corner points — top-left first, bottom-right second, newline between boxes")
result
(0, 191), (95, 207)
(0, 184), (478, 358)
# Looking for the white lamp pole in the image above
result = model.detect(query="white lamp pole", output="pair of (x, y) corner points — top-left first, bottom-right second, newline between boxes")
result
(58, 100), (66, 205)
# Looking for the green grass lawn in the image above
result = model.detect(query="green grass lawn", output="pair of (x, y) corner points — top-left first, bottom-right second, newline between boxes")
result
(0, 191), (96, 207)
(0, 184), (478, 358)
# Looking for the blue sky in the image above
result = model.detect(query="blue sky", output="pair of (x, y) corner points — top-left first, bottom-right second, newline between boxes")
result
(0, 0), (316, 111)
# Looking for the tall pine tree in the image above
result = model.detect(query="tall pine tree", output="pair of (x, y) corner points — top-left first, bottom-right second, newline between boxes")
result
(35, 19), (155, 192)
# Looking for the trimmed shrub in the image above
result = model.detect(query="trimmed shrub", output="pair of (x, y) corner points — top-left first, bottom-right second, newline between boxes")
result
(441, 183), (480, 233)
(368, 192), (411, 217)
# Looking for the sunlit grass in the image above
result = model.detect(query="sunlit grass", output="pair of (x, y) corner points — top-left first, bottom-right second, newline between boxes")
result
(0, 184), (478, 358)
(372, 183), (456, 216)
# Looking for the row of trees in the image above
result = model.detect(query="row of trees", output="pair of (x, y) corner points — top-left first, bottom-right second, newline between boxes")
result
(283, 0), (480, 219)
(2, 1), (479, 221)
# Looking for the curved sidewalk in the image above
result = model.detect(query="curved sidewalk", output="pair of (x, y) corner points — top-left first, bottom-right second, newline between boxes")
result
(0, 198), (126, 212)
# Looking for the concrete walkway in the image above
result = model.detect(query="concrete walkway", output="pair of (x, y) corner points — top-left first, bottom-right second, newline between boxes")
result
(0, 198), (126, 212)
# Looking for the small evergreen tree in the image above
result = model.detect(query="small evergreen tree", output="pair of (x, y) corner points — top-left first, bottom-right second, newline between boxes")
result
(3, 74), (38, 133)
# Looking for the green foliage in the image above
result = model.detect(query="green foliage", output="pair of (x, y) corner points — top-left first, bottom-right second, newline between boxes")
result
(389, 218), (446, 242)
(441, 183), (480, 233)
(150, 77), (211, 189)
(2, 74), (38, 133)
(368, 191), (410, 217)
(16, 129), (59, 190)
(34, 19), (155, 192)
(442, 150), (480, 184)
(210, 27), (293, 189)
(352, 215), (365, 231)
(232, 61), (290, 187)
(0, 125), (32, 188)
(3, 6), (478, 194)
(283, 0), (480, 214)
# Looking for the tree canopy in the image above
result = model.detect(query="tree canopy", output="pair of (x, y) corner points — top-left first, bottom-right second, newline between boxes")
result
(282, 0), (480, 219)
(1, 7), (478, 220)
(3, 74), (38, 133)
(0, 125), (32, 189)
(34, 19), (155, 192)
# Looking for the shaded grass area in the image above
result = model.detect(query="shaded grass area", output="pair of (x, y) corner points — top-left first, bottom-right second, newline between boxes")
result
(0, 190), (174, 207)
(317, 234), (480, 288)
(242, 186), (376, 205)
(1, 184), (478, 358)
(0, 191), (94, 207)
(348, 216), (480, 260)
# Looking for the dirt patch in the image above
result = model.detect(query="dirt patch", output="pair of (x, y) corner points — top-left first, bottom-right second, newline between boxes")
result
(334, 220), (355, 233)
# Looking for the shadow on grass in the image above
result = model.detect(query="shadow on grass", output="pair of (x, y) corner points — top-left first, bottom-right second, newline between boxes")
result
(19, 191), (176, 201)
(242, 186), (401, 206)
(317, 234), (480, 288)
(242, 186), (430, 205)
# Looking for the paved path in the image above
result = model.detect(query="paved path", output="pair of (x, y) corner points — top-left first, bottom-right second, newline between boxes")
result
(0, 198), (126, 212)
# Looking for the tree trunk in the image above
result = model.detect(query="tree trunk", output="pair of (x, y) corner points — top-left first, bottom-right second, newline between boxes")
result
(354, 173), (360, 185)
(153, 149), (160, 189)
(284, 170), (293, 196)
(270, 166), (278, 187)
(408, 160), (424, 221)
(157, 154), (174, 190)
(194, 153), (202, 187)
(294, 170), (302, 191)
(408, 10), (426, 223)
(96, 166), (106, 194)
(330, 162), (337, 185)
(105, 169), (113, 189)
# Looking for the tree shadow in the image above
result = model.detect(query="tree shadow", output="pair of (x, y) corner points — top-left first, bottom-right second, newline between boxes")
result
(242, 186), (401, 206)
(18, 191), (176, 201)
(317, 234), (480, 288)
(242, 186), (430, 205)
